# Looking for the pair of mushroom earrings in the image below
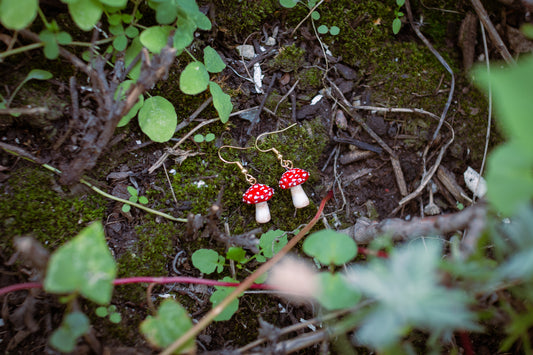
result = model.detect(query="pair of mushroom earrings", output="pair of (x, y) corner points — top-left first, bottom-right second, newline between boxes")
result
(218, 125), (310, 224)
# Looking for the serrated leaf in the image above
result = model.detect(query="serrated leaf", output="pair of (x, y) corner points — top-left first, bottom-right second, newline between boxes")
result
(204, 46), (226, 73)
(138, 96), (177, 142)
(347, 240), (480, 350)
(209, 81), (232, 123)
(68, 0), (103, 31)
(303, 230), (357, 266)
(180, 62), (209, 95)
(140, 299), (194, 351)
(259, 230), (287, 258)
(316, 272), (361, 310)
(140, 26), (173, 54)
(113, 35), (128, 51)
(44, 222), (116, 304)
(191, 249), (220, 274)
(124, 25), (139, 38)
(0, 0), (38, 30)
(210, 277), (240, 321)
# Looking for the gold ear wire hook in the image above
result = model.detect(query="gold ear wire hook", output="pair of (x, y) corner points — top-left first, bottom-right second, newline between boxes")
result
(254, 123), (297, 170)
(218, 145), (257, 185)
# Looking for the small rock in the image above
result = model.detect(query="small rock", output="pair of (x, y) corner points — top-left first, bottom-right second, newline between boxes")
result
(336, 79), (354, 94)
(366, 115), (387, 136)
(236, 45), (255, 60)
(296, 104), (320, 120)
(265, 36), (276, 46)
(335, 63), (358, 80)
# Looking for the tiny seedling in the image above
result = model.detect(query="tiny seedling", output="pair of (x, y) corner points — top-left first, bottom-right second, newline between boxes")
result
(280, 0), (340, 36)
(193, 133), (216, 143)
(2, 69), (53, 112)
(392, 0), (406, 35)
(95, 305), (122, 324)
(122, 186), (149, 213)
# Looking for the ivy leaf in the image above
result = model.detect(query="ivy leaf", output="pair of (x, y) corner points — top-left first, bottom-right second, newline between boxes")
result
(209, 81), (232, 123)
(303, 230), (357, 266)
(140, 299), (194, 352)
(44, 222), (116, 305)
(138, 96), (177, 142)
(346, 240), (480, 350)
(259, 230), (287, 258)
(180, 62), (209, 95)
(0, 0), (38, 30)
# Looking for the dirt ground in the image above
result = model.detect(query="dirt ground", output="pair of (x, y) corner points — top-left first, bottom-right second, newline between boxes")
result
(1, 0), (531, 353)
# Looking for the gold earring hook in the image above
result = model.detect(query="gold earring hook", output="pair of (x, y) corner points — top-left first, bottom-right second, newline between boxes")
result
(218, 145), (257, 185)
(254, 123), (297, 170)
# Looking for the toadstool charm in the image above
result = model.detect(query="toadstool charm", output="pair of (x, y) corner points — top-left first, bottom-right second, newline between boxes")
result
(279, 168), (310, 208)
(242, 183), (275, 223)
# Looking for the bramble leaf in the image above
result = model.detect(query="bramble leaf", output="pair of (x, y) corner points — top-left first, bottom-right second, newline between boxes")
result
(44, 222), (116, 304)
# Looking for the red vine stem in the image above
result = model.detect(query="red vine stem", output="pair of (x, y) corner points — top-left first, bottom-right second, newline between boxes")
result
(160, 191), (333, 355)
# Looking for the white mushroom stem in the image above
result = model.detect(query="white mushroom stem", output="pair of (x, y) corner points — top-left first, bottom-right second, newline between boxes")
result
(290, 184), (310, 209)
(255, 201), (271, 223)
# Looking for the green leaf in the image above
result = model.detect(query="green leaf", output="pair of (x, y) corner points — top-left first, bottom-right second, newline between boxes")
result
(39, 30), (60, 60)
(192, 249), (221, 274)
(108, 13), (122, 26)
(280, 0), (298, 8)
(474, 55), (533, 148)
(122, 204), (131, 213)
(204, 46), (226, 73)
(317, 25), (328, 34)
(329, 26), (340, 35)
(26, 69), (53, 81)
(316, 272), (361, 310)
(49, 312), (90, 353)
(138, 196), (149, 204)
(259, 230), (288, 258)
(125, 37), (143, 80)
(311, 11), (320, 20)
(109, 312), (122, 323)
(95, 306), (108, 317)
(396, 0), (405, 6)
(140, 299), (194, 351)
(346, 240), (480, 350)
(486, 143), (533, 216)
(68, 0), (103, 31)
(226, 247), (247, 263)
(44, 222), (116, 304)
(115, 80), (144, 127)
(113, 35), (128, 51)
(180, 62), (209, 95)
(209, 81), (232, 123)
(140, 26), (173, 54)
(193, 134), (205, 143)
(204, 133), (215, 142)
(392, 18), (402, 35)
(124, 25), (139, 38)
(303, 230), (357, 266)
(56, 31), (72, 45)
(138, 96), (177, 142)
(177, 0), (211, 30)
(99, 0), (127, 7)
(0, 0), (38, 30)
(153, 1), (178, 24)
(210, 277), (240, 321)
(173, 16), (196, 51)
(109, 23), (124, 35)
(126, 186), (138, 196)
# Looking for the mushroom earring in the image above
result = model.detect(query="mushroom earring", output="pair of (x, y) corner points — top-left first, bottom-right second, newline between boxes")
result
(255, 124), (310, 209)
(218, 145), (275, 224)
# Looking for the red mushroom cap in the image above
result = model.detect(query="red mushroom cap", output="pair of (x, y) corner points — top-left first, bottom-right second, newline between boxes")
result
(279, 168), (309, 189)
(242, 183), (274, 204)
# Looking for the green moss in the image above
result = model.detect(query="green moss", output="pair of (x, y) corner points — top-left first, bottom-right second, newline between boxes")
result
(0, 163), (106, 251)
(296, 66), (323, 91)
(269, 44), (306, 72)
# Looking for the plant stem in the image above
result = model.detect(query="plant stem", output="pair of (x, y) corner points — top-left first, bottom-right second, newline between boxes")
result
(0, 43), (44, 62)
(160, 191), (333, 355)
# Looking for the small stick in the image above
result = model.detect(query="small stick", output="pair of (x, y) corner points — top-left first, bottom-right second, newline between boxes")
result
(0, 107), (48, 115)
(390, 156), (408, 196)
